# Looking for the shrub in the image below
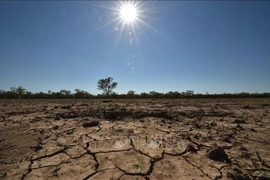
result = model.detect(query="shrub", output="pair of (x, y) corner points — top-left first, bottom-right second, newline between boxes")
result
(242, 102), (250, 109)
(260, 100), (268, 107)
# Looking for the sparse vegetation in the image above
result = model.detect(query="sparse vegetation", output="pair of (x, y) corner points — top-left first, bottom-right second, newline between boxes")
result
(133, 164), (142, 171)
(260, 100), (269, 107)
(0, 83), (269, 99)
(242, 102), (250, 109)
(127, 90), (136, 97)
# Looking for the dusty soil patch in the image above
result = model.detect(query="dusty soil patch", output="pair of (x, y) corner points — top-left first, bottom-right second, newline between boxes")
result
(0, 98), (269, 179)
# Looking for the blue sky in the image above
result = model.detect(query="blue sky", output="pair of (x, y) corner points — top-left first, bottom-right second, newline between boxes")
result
(0, 1), (269, 94)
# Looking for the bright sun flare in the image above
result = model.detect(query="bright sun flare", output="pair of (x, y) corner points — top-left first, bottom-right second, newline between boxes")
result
(120, 4), (138, 23)
(89, 1), (157, 46)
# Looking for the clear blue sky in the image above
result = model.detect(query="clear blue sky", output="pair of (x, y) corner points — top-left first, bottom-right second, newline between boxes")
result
(0, 1), (269, 94)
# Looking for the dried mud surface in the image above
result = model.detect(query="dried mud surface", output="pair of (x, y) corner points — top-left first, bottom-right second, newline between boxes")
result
(0, 99), (269, 180)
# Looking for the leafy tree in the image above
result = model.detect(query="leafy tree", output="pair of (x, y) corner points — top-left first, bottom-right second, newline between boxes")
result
(74, 89), (82, 98)
(75, 89), (81, 93)
(140, 92), (150, 98)
(24, 91), (33, 99)
(149, 91), (157, 96)
(166, 91), (181, 98)
(97, 77), (118, 95)
(8, 86), (26, 98)
(149, 91), (163, 98)
(60, 89), (71, 95)
(127, 90), (135, 96)
(74, 89), (91, 98)
(10, 87), (16, 93)
(0, 90), (6, 98)
(182, 90), (194, 97)
(34, 92), (47, 99)
(60, 89), (71, 98)
(16, 86), (26, 98)
(186, 90), (194, 96)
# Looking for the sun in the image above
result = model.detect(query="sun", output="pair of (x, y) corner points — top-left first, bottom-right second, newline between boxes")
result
(120, 3), (138, 23)
(87, 1), (158, 45)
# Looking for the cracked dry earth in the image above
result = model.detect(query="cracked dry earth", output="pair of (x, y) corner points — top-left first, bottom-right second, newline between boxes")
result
(0, 99), (270, 180)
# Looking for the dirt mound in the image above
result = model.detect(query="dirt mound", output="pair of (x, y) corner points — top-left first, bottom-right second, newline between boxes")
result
(56, 111), (79, 119)
(82, 120), (100, 128)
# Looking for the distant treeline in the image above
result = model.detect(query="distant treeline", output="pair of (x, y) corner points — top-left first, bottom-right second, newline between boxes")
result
(0, 86), (269, 99)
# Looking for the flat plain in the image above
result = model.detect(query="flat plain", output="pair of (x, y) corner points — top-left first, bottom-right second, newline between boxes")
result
(0, 99), (269, 180)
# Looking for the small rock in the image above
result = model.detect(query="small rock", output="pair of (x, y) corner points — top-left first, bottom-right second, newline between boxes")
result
(31, 145), (43, 152)
(186, 144), (198, 153)
(30, 117), (42, 123)
(206, 146), (230, 163)
(227, 171), (252, 180)
(116, 128), (124, 132)
(61, 105), (71, 109)
(253, 170), (270, 180)
(232, 119), (246, 124)
(194, 122), (201, 129)
(77, 103), (89, 106)
(236, 124), (243, 130)
(54, 116), (61, 120)
(239, 146), (248, 151)
(223, 136), (230, 143)
(210, 121), (217, 126)
(82, 121), (100, 128)
(127, 129), (134, 135)
(241, 151), (250, 159)
(161, 119), (166, 124)
(0, 172), (6, 178)
(194, 133), (200, 139)
(233, 167), (243, 174)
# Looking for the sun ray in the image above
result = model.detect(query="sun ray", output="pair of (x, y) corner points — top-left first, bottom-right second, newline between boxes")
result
(136, 18), (156, 32)
(131, 21), (138, 44)
(143, 3), (176, 11)
(86, 2), (120, 12)
(115, 21), (126, 47)
(85, 1), (168, 46)
(87, 16), (121, 35)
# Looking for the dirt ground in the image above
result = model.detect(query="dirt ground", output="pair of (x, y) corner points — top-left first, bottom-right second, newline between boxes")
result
(0, 99), (269, 180)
